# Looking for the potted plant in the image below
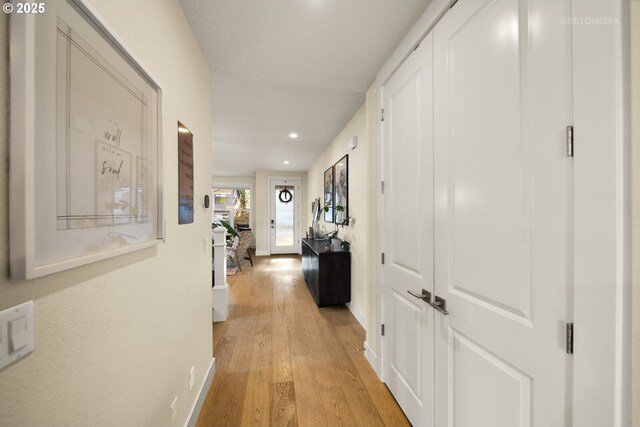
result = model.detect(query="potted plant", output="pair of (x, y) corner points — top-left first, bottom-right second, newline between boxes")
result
(321, 204), (351, 252)
(212, 219), (239, 240)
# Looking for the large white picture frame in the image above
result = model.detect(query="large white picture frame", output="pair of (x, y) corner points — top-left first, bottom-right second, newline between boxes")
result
(10, 0), (164, 280)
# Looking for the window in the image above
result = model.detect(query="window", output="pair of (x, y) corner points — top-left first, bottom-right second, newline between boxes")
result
(214, 194), (228, 205)
(212, 188), (251, 230)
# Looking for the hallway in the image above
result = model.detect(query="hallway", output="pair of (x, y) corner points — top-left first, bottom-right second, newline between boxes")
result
(196, 255), (409, 426)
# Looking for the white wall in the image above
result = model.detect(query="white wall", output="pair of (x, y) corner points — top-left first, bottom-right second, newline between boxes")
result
(254, 170), (307, 255)
(212, 176), (255, 185)
(306, 83), (378, 343)
(631, 2), (640, 426)
(0, 1), (214, 425)
(212, 176), (255, 188)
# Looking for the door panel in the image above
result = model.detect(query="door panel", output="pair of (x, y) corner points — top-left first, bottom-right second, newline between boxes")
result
(433, 0), (572, 426)
(390, 290), (422, 397)
(450, 331), (532, 427)
(389, 73), (421, 272)
(382, 33), (434, 427)
(446, 0), (531, 322)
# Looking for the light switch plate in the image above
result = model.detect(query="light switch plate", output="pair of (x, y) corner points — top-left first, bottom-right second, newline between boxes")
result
(0, 301), (34, 370)
(9, 316), (29, 352)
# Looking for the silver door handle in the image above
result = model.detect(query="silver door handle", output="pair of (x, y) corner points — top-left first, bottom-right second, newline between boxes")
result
(407, 289), (431, 304)
(430, 295), (449, 315)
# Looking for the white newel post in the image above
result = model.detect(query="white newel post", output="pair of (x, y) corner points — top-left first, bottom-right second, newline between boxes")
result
(211, 226), (229, 321)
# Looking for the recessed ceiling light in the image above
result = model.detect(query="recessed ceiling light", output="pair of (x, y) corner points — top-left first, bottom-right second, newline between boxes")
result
(289, 132), (298, 139)
(283, 160), (290, 165)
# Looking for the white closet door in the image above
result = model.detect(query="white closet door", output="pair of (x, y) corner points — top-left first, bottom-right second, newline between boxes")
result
(382, 34), (435, 427)
(432, 0), (573, 426)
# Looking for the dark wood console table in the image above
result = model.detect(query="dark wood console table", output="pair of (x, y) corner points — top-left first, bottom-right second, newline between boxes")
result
(301, 238), (351, 307)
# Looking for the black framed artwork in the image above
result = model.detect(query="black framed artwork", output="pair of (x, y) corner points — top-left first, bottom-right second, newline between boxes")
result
(323, 166), (334, 223)
(334, 155), (348, 224)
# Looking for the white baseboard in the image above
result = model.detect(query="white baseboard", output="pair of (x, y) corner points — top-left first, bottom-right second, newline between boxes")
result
(255, 249), (269, 256)
(185, 357), (215, 427)
(364, 341), (381, 380)
(346, 302), (367, 331)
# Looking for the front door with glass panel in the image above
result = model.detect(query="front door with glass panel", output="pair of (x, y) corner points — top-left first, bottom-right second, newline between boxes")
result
(270, 179), (300, 254)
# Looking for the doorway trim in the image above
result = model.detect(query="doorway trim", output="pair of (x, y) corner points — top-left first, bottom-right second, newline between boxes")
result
(571, 1), (631, 425)
(374, 0), (631, 424)
(267, 176), (302, 255)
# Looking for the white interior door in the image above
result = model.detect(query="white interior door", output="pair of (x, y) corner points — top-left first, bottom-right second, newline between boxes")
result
(270, 179), (300, 254)
(432, 0), (573, 426)
(382, 34), (435, 427)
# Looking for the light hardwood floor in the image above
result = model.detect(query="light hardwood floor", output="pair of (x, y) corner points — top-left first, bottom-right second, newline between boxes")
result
(196, 254), (410, 427)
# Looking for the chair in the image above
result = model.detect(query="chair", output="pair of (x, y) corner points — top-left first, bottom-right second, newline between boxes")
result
(239, 230), (254, 267)
(225, 236), (240, 264)
(227, 231), (252, 271)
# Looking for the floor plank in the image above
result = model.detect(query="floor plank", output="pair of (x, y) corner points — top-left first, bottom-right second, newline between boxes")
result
(196, 254), (410, 427)
(239, 334), (272, 426)
(290, 355), (329, 427)
(318, 386), (357, 427)
(270, 381), (298, 427)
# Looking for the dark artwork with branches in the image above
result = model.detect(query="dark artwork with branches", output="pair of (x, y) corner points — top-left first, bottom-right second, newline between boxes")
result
(323, 166), (334, 223)
(333, 155), (348, 224)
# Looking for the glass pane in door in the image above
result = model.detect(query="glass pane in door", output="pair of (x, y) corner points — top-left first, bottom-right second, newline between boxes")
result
(274, 185), (294, 247)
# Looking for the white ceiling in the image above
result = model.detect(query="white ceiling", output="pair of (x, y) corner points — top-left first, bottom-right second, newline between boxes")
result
(178, 0), (433, 177)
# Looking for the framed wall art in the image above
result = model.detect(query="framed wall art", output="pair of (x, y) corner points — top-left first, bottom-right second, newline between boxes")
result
(178, 122), (194, 225)
(333, 155), (349, 224)
(10, 0), (164, 279)
(323, 166), (334, 223)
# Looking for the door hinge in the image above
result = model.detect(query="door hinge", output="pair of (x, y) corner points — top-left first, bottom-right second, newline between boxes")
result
(381, 253), (385, 264)
(381, 108), (384, 122)
(566, 125), (574, 157)
(381, 324), (385, 336)
(381, 181), (384, 194)
(566, 322), (574, 354)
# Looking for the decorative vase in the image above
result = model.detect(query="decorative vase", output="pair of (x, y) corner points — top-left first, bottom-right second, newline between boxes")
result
(331, 238), (342, 252)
